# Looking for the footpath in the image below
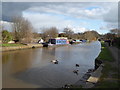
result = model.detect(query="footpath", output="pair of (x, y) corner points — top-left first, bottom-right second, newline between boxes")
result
(108, 46), (119, 68)
(107, 46), (119, 84)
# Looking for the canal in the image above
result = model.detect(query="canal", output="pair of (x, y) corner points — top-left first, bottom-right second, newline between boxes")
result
(2, 41), (101, 88)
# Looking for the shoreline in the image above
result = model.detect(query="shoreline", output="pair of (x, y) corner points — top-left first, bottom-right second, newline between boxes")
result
(71, 42), (119, 88)
(1, 41), (89, 52)
(1, 44), (71, 52)
(0, 44), (43, 52)
(72, 64), (103, 88)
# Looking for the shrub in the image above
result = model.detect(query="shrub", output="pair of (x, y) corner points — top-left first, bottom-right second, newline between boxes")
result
(2, 30), (13, 43)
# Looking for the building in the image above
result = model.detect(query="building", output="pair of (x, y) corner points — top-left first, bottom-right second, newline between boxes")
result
(38, 39), (44, 43)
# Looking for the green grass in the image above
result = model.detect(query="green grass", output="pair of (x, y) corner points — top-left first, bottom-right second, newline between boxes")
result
(96, 61), (119, 88)
(0, 43), (24, 47)
(101, 41), (106, 47)
(96, 81), (119, 88)
(112, 73), (119, 78)
(97, 42), (114, 62)
(101, 63), (112, 77)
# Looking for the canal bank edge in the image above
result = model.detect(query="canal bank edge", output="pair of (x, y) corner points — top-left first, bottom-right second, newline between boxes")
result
(0, 44), (70, 52)
(72, 63), (104, 88)
(71, 42), (119, 88)
(0, 44), (43, 52)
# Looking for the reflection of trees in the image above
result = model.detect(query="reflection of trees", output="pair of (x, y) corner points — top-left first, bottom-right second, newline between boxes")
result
(41, 47), (56, 61)
(2, 50), (34, 73)
(44, 47), (56, 56)
(12, 50), (33, 71)
(48, 47), (56, 56)
(2, 53), (10, 64)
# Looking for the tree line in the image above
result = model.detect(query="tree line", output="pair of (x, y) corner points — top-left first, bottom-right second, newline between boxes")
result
(0, 16), (120, 45)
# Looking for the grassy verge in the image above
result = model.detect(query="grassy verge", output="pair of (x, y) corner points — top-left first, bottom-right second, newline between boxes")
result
(0, 43), (25, 47)
(95, 81), (119, 88)
(97, 42), (114, 62)
(95, 41), (119, 88)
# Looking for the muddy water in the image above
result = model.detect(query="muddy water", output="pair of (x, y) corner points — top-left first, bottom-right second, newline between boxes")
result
(2, 41), (101, 88)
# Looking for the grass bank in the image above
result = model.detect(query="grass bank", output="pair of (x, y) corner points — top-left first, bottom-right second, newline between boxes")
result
(0, 43), (43, 52)
(0, 43), (24, 47)
(95, 41), (119, 88)
(97, 41), (114, 62)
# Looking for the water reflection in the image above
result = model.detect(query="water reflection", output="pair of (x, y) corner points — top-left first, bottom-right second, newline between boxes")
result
(2, 41), (101, 88)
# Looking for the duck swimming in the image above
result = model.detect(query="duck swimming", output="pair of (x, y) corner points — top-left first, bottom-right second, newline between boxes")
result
(51, 60), (58, 64)
(73, 70), (79, 75)
(76, 64), (79, 67)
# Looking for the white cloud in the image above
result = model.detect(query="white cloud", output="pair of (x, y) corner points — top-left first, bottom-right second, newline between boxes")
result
(25, 3), (109, 20)
(3, 0), (119, 2)
(100, 3), (118, 30)
(65, 25), (89, 33)
(23, 12), (91, 33)
(3, 2), (118, 33)
(23, 2), (118, 32)
(0, 21), (13, 31)
(72, 27), (89, 33)
(23, 12), (76, 32)
(104, 3), (118, 22)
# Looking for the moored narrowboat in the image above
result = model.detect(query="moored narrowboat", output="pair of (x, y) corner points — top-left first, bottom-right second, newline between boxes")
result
(48, 37), (69, 45)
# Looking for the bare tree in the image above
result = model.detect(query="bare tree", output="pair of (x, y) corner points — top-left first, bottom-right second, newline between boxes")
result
(110, 29), (120, 37)
(83, 30), (99, 41)
(63, 27), (74, 39)
(33, 32), (41, 39)
(42, 27), (58, 42)
(12, 16), (33, 43)
(104, 33), (115, 40)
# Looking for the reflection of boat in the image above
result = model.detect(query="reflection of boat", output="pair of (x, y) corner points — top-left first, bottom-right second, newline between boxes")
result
(48, 43), (54, 46)
(42, 43), (49, 47)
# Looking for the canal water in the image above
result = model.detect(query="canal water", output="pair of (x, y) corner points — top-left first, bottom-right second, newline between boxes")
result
(2, 41), (101, 88)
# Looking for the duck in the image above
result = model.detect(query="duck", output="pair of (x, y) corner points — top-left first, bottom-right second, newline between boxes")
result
(73, 70), (79, 75)
(76, 64), (79, 67)
(51, 60), (58, 64)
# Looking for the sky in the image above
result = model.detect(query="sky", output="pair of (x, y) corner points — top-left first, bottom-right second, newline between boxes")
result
(1, 1), (119, 34)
